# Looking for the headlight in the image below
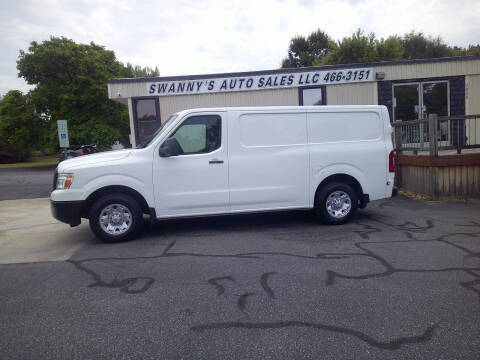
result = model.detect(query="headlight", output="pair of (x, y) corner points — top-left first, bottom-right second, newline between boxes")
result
(56, 173), (73, 189)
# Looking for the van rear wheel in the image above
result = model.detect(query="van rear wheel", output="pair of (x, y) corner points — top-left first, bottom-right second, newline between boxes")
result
(315, 182), (357, 224)
(89, 193), (143, 242)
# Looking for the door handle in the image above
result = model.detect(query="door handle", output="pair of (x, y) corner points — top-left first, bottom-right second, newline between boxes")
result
(209, 159), (224, 164)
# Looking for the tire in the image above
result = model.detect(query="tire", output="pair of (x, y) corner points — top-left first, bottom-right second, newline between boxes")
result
(315, 182), (358, 225)
(89, 193), (143, 242)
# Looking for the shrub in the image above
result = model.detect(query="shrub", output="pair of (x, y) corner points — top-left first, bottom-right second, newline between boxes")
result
(0, 144), (31, 163)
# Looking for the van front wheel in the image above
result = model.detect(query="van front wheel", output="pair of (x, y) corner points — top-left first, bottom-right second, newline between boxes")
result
(89, 193), (143, 242)
(315, 182), (357, 224)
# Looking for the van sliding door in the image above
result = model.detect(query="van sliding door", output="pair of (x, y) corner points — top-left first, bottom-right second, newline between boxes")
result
(228, 111), (309, 211)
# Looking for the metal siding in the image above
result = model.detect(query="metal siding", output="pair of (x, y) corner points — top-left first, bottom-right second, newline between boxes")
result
(372, 82), (378, 105)
(466, 75), (480, 142)
(374, 60), (480, 81)
(466, 75), (480, 115)
(158, 88), (298, 123)
(108, 56), (480, 85)
(326, 82), (377, 105)
(110, 82), (148, 99)
(113, 59), (480, 134)
(110, 60), (480, 101)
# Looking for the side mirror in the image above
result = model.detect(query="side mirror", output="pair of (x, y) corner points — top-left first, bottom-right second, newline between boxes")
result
(159, 137), (183, 157)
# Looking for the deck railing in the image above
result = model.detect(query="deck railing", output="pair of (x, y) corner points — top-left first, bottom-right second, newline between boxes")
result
(393, 114), (480, 200)
(393, 114), (480, 155)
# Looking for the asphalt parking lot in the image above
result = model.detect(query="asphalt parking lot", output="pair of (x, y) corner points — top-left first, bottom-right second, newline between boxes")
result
(0, 167), (54, 200)
(0, 194), (479, 359)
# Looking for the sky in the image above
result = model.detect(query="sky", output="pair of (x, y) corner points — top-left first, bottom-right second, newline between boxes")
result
(1, 0), (479, 95)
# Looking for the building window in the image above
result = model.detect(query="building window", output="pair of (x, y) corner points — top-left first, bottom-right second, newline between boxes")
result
(133, 97), (161, 146)
(299, 86), (326, 105)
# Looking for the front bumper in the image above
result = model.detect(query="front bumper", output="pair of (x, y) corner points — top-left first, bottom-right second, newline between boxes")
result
(51, 200), (83, 227)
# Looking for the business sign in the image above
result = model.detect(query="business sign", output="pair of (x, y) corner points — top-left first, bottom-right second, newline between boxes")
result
(146, 67), (373, 97)
(57, 120), (69, 148)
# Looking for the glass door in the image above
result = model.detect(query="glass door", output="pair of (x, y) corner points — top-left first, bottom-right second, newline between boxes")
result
(393, 83), (421, 144)
(393, 84), (420, 122)
(422, 82), (449, 142)
(393, 81), (450, 145)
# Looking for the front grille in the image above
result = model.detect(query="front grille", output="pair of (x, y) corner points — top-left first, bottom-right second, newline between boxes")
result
(52, 168), (58, 190)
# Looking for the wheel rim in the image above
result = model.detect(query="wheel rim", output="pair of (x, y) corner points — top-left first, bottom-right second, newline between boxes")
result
(99, 203), (132, 235)
(326, 191), (352, 219)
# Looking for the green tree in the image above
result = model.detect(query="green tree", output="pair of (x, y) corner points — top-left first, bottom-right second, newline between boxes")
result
(466, 45), (480, 56)
(282, 28), (479, 68)
(0, 90), (44, 160)
(375, 36), (404, 61)
(401, 31), (449, 59)
(281, 30), (335, 68)
(16, 36), (157, 149)
(124, 63), (160, 77)
(448, 44), (480, 56)
(321, 29), (378, 65)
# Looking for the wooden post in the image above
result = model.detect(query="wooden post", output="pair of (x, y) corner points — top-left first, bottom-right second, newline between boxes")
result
(394, 121), (402, 152)
(428, 114), (438, 200)
(420, 120), (424, 150)
(428, 114), (438, 157)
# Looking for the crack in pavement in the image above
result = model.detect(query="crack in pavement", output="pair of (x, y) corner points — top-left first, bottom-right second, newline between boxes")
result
(65, 215), (480, 350)
(207, 276), (235, 296)
(191, 321), (436, 350)
(259, 272), (277, 299)
(237, 292), (256, 312)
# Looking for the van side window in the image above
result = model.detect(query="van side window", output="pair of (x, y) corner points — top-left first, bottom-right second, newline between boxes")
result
(307, 112), (381, 143)
(239, 112), (307, 147)
(170, 115), (221, 155)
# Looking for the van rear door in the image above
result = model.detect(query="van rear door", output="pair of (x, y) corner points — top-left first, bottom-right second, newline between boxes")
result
(307, 109), (387, 201)
(228, 110), (309, 211)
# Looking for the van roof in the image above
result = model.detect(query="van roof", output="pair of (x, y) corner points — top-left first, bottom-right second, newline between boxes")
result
(178, 105), (386, 115)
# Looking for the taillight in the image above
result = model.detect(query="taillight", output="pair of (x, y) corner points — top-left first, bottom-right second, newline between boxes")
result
(389, 150), (395, 173)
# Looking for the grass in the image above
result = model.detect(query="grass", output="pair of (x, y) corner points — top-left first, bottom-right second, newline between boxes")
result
(0, 155), (58, 169)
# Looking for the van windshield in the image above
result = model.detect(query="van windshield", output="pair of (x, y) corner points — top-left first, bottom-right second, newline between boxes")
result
(138, 114), (178, 148)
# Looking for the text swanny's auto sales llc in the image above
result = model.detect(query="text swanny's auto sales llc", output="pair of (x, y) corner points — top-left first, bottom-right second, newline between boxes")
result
(146, 68), (373, 96)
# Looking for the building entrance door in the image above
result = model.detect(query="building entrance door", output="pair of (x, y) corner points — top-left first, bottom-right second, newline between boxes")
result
(393, 81), (449, 145)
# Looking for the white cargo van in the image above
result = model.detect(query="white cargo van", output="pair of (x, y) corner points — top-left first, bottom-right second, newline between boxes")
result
(51, 106), (395, 242)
